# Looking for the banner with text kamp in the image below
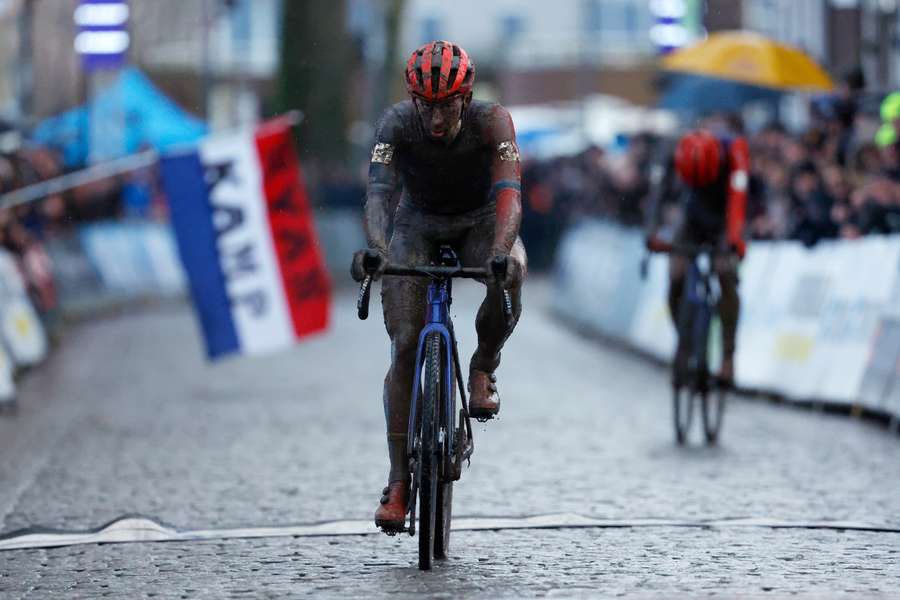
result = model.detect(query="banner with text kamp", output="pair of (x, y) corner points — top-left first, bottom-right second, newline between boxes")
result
(160, 117), (331, 360)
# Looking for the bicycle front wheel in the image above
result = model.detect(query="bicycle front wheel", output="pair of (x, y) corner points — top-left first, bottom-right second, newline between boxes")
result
(434, 338), (456, 560)
(417, 332), (441, 571)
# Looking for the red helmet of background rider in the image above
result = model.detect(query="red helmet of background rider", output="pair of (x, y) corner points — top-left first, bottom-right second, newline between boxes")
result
(674, 130), (722, 188)
(405, 40), (475, 101)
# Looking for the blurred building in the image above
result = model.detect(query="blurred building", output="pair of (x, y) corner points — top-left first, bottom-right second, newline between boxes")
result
(133, 0), (283, 129)
(741, 0), (827, 60)
(0, 0), (282, 129)
(0, 0), (22, 120)
(705, 0), (900, 90)
(400, 0), (670, 105)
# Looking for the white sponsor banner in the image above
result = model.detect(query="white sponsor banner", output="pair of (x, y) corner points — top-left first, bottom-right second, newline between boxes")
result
(555, 221), (900, 418)
(80, 222), (186, 294)
(0, 344), (14, 402)
(628, 253), (674, 360)
(0, 250), (48, 368)
(0, 298), (47, 366)
(734, 242), (781, 390)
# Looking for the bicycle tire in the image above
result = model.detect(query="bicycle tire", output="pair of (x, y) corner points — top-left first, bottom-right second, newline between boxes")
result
(434, 338), (455, 560)
(672, 384), (694, 445)
(673, 286), (696, 445)
(434, 475), (453, 559)
(702, 386), (726, 444)
(692, 303), (724, 445)
(418, 332), (440, 571)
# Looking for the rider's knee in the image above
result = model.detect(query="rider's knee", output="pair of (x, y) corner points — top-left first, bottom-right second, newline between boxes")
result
(390, 324), (420, 360)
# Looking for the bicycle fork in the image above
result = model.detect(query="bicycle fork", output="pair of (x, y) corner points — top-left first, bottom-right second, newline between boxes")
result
(685, 256), (721, 391)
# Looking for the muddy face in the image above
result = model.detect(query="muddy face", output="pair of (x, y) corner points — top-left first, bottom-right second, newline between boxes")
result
(414, 96), (466, 144)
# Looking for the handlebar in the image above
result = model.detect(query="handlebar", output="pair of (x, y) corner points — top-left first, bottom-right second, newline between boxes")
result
(380, 265), (490, 279)
(641, 240), (736, 281)
(357, 251), (513, 320)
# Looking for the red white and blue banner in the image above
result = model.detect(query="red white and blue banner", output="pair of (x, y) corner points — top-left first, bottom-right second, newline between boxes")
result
(160, 117), (330, 360)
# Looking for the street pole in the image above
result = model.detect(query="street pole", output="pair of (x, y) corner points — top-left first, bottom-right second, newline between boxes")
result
(578, 0), (590, 149)
(201, 0), (212, 121)
(16, 0), (34, 119)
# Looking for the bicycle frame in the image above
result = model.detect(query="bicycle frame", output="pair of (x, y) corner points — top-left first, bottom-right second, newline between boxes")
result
(355, 247), (500, 540)
(681, 250), (722, 391)
(685, 251), (721, 311)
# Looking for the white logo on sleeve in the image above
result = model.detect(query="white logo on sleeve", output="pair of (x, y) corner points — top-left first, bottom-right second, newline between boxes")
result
(731, 170), (748, 191)
(371, 143), (394, 164)
(498, 141), (520, 162)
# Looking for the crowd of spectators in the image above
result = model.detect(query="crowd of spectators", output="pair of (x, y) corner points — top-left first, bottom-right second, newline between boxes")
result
(0, 129), (165, 317)
(747, 104), (899, 245)
(517, 83), (900, 268)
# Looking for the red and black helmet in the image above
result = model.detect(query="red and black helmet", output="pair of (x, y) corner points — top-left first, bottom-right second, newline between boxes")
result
(674, 130), (722, 188)
(405, 40), (475, 102)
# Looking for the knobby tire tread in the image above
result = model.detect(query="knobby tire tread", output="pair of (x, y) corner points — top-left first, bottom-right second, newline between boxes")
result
(418, 333), (440, 570)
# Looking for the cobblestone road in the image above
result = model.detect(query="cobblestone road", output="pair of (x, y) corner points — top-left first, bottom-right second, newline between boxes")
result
(1, 281), (898, 598)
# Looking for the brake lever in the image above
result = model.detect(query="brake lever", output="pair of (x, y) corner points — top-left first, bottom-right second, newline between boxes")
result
(357, 275), (373, 320)
(357, 250), (383, 320)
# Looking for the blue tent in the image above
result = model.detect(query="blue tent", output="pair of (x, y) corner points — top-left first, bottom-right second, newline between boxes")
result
(32, 68), (208, 167)
(659, 73), (781, 115)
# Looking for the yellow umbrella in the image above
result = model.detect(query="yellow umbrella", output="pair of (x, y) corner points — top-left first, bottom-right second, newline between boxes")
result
(662, 31), (834, 92)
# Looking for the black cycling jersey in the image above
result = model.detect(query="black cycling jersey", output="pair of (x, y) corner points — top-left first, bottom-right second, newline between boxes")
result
(368, 99), (518, 216)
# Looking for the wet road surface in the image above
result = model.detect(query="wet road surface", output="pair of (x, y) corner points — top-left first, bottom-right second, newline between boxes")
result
(1, 280), (898, 597)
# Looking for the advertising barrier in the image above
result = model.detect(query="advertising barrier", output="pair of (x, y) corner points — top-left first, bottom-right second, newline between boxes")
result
(0, 250), (48, 368)
(42, 221), (187, 316)
(554, 220), (900, 420)
(79, 222), (185, 296)
(0, 249), (51, 402)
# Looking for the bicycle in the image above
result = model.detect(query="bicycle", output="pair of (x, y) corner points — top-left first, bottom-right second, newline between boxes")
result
(357, 246), (512, 570)
(645, 241), (731, 446)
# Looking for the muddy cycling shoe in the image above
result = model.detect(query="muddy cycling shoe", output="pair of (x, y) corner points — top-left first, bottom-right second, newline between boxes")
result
(375, 479), (409, 533)
(468, 369), (500, 421)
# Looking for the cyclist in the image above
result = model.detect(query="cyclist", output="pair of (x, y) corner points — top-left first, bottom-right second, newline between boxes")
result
(646, 127), (749, 386)
(350, 41), (527, 532)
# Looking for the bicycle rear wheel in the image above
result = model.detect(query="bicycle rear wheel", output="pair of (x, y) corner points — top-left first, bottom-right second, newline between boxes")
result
(418, 332), (441, 571)
(434, 474), (452, 559)
(673, 287), (696, 445)
(672, 384), (694, 445)
(702, 386), (726, 444)
(691, 303), (722, 445)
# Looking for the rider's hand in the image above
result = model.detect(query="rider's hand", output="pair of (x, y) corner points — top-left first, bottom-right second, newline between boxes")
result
(486, 253), (525, 290)
(351, 247), (388, 282)
(729, 238), (746, 260)
(645, 236), (668, 253)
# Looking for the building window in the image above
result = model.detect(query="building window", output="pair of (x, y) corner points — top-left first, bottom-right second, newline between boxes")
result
(421, 16), (439, 43)
(624, 3), (638, 34)
(500, 14), (525, 39)
(585, 0), (643, 35)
